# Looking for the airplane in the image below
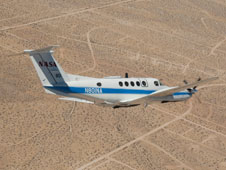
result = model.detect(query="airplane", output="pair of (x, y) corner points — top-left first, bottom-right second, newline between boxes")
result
(24, 46), (218, 109)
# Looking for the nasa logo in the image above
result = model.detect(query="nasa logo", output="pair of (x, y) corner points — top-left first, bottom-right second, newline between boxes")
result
(39, 61), (57, 67)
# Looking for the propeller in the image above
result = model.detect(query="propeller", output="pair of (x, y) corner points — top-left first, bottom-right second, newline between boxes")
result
(183, 77), (202, 103)
(193, 77), (201, 90)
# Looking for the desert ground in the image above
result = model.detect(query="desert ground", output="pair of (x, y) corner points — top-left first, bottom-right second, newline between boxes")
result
(1, 0), (226, 169)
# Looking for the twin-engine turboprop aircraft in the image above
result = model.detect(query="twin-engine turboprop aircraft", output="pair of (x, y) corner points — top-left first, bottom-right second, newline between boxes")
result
(24, 46), (218, 108)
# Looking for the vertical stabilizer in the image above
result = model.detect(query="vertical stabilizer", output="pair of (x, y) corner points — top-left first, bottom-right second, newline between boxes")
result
(25, 46), (68, 87)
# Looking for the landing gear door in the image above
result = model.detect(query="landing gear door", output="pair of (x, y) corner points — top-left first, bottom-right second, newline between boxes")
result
(139, 78), (148, 87)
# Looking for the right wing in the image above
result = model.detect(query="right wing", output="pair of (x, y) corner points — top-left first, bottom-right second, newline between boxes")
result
(121, 77), (218, 105)
(147, 77), (218, 97)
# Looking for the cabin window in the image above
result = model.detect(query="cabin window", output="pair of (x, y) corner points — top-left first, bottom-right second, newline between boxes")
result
(97, 82), (102, 87)
(136, 81), (140, 86)
(125, 81), (129, 86)
(142, 81), (147, 87)
(154, 81), (159, 86)
(130, 81), (135, 86)
(119, 81), (123, 87)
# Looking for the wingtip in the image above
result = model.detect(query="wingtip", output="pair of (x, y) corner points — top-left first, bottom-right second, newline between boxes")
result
(210, 76), (219, 80)
(198, 76), (219, 84)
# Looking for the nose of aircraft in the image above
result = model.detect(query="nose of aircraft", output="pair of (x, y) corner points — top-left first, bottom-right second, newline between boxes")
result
(187, 88), (198, 95)
(193, 89), (198, 93)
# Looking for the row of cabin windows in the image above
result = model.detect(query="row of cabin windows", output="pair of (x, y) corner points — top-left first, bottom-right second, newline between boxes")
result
(119, 81), (150, 87)
(97, 81), (160, 87)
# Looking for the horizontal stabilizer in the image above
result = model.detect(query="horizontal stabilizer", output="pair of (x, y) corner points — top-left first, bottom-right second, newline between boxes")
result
(24, 45), (59, 54)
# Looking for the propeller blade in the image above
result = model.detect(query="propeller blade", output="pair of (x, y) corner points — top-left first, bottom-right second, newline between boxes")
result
(187, 77), (201, 89)
(183, 80), (188, 84)
(193, 77), (201, 89)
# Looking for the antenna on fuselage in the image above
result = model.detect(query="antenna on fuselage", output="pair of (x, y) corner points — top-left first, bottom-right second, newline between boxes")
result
(125, 73), (128, 78)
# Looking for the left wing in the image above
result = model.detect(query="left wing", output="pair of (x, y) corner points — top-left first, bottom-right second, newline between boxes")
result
(121, 77), (218, 105)
(59, 97), (116, 107)
(59, 97), (94, 104)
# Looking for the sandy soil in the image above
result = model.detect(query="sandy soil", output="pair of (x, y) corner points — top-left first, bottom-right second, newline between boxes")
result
(0, 0), (226, 169)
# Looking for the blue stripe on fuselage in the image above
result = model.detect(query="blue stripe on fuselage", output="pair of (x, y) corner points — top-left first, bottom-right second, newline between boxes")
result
(44, 86), (192, 96)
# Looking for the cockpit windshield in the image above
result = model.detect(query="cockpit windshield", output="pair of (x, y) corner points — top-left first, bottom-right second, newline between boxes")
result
(159, 81), (164, 86)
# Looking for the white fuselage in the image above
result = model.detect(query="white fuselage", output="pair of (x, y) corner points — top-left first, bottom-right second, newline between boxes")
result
(57, 77), (192, 104)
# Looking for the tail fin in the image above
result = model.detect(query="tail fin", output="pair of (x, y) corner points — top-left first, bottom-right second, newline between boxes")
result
(25, 46), (69, 87)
